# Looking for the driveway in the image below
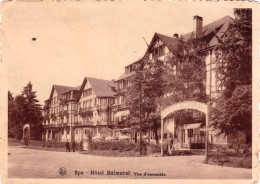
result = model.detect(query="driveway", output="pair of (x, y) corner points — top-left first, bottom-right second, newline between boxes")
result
(8, 146), (252, 179)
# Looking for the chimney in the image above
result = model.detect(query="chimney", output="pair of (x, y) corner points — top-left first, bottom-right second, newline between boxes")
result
(173, 33), (179, 38)
(193, 15), (203, 38)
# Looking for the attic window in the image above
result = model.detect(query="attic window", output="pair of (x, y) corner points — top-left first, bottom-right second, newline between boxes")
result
(111, 87), (116, 92)
(83, 89), (93, 97)
(125, 66), (132, 74)
(152, 45), (165, 57)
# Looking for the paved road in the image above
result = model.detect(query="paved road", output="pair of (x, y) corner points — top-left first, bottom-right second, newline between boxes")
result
(8, 147), (251, 179)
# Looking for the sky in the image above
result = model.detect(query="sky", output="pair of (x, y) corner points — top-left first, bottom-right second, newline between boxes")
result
(2, 1), (235, 105)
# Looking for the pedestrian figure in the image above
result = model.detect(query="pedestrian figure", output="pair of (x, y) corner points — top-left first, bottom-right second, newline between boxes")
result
(79, 139), (83, 151)
(72, 141), (76, 152)
(66, 139), (70, 152)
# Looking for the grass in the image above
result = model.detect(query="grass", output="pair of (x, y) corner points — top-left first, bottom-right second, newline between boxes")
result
(8, 138), (73, 152)
(8, 139), (23, 146)
(208, 143), (252, 169)
(208, 151), (252, 169)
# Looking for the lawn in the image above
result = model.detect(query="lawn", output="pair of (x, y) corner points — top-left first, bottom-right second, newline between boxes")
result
(208, 144), (252, 169)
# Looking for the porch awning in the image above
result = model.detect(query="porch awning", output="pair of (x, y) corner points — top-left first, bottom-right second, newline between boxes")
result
(114, 110), (130, 118)
(184, 123), (202, 129)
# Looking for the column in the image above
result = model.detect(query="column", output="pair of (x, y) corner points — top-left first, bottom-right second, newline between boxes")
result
(160, 117), (164, 156)
(50, 130), (53, 140)
(45, 130), (49, 141)
(185, 128), (189, 146)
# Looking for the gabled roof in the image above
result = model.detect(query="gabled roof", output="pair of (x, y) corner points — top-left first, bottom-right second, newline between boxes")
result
(182, 15), (234, 47)
(79, 77), (117, 98)
(116, 71), (135, 82)
(61, 85), (81, 94)
(49, 85), (73, 100)
(155, 33), (179, 53)
(122, 15), (233, 71)
(147, 15), (234, 55)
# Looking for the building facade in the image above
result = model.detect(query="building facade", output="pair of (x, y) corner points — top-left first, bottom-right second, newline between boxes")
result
(42, 15), (233, 148)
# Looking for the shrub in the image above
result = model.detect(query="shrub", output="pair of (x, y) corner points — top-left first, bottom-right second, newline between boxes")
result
(90, 141), (140, 152)
(190, 143), (205, 149)
(147, 144), (161, 155)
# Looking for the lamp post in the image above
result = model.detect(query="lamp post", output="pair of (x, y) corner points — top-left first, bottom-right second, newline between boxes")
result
(205, 49), (213, 164)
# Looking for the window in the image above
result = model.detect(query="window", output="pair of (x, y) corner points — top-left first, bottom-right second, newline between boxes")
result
(100, 112), (107, 121)
(101, 98), (107, 105)
(152, 45), (165, 57)
(75, 129), (78, 135)
(187, 129), (193, 137)
(83, 89), (93, 97)
(200, 131), (205, 136)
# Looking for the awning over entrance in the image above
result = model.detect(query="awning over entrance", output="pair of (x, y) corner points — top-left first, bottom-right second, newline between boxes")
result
(114, 110), (130, 118)
(184, 123), (202, 129)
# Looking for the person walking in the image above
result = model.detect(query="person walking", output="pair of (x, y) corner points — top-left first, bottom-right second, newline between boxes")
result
(72, 141), (76, 152)
(65, 139), (70, 152)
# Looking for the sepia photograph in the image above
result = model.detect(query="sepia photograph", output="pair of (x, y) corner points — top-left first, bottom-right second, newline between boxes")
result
(0, 1), (259, 183)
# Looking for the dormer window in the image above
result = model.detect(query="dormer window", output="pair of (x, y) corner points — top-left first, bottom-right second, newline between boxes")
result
(125, 66), (132, 74)
(111, 87), (116, 92)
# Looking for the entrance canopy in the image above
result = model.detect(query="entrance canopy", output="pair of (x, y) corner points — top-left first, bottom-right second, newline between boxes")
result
(161, 101), (208, 119)
(184, 123), (202, 129)
(160, 101), (208, 156)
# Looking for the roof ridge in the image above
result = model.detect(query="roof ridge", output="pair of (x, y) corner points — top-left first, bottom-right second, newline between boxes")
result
(86, 76), (114, 83)
(155, 15), (234, 40)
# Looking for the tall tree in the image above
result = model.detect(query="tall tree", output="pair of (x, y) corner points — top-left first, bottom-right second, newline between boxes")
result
(161, 36), (208, 127)
(8, 93), (27, 139)
(21, 82), (43, 140)
(210, 8), (252, 143)
(162, 37), (208, 108)
(125, 58), (165, 144)
(8, 82), (43, 140)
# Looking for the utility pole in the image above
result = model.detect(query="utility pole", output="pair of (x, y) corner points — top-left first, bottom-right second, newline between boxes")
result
(139, 81), (142, 155)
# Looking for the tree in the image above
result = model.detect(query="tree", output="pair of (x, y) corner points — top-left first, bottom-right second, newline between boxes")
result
(125, 58), (165, 144)
(8, 82), (43, 140)
(161, 36), (208, 128)
(210, 8), (252, 143)
(8, 93), (27, 139)
(21, 82), (43, 140)
(162, 36), (208, 108)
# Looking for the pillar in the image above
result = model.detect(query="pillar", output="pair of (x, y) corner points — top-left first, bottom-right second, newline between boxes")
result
(50, 130), (53, 140)
(46, 131), (48, 141)
(185, 128), (189, 147)
(161, 117), (164, 156)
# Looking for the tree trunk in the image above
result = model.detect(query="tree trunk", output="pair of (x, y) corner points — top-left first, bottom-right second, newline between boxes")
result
(245, 131), (252, 145)
(148, 129), (151, 145)
(134, 131), (137, 143)
(155, 129), (159, 144)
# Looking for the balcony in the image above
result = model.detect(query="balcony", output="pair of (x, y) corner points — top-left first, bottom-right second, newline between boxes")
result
(117, 88), (125, 94)
(59, 110), (69, 117)
(79, 107), (93, 115)
(74, 121), (94, 126)
(96, 121), (108, 126)
(97, 105), (109, 111)
(115, 104), (127, 111)
(61, 123), (70, 127)
(43, 123), (59, 128)
(51, 113), (57, 121)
